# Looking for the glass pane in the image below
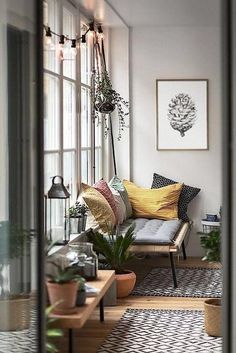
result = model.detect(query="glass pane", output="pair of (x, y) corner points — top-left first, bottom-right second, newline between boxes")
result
(95, 118), (102, 147)
(0, 0), (41, 351)
(81, 150), (91, 184)
(44, 153), (60, 193)
(44, 73), (60, 150)
(63, 7), (76, 79)
(63, 151), (76, 203)
(95, 148), (102, 182)
(81, 86), (91, 148)
(63, 80), (76, 149)
(43, 0), (59, 73)
(80, 23), (90, 85)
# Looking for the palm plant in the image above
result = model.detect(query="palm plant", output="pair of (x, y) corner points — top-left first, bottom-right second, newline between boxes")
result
(90, 225), (136, 274)
(46, 304), (63, 353)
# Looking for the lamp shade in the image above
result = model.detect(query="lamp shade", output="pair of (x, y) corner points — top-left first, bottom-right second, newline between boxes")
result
(47, 175), (70, 199)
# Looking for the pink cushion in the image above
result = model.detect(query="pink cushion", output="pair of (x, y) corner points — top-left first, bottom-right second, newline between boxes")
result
(94, 180), (119, 224)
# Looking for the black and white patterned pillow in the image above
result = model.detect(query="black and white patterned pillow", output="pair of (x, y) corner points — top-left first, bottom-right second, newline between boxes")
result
(151, 173), (200, 222)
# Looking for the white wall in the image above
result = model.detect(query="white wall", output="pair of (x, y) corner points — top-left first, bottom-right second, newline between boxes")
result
(130, 25), (222, 256)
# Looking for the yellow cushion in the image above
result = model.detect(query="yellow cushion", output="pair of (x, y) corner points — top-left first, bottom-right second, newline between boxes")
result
(81, 183), (116, 232)
(123, 180), (183, 220)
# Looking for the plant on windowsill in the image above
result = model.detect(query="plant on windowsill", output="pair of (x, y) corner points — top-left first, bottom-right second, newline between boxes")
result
(68, 202), (89, 234)
(0, 221), (33, 331)
(200, 229), (221, 337)
(88, 224), (136, 298)
(46, 260), (85, 315)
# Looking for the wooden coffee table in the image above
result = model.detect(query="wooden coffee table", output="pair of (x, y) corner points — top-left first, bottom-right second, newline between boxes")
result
(51, 270), (115, 353)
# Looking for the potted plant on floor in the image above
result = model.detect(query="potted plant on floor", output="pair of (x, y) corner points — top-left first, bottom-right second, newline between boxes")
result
(0, 221), (33, 331)
(90, 225), (136, 298)
(46, 260), (85, 315)
(200, 229), (221, 337)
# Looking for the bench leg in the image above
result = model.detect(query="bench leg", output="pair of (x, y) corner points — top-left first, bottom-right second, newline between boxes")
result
(169, 253), (178, 288)
(99, 297), (104, 322)
(182, 241), (187, 260)
(68, 329), (73, 353)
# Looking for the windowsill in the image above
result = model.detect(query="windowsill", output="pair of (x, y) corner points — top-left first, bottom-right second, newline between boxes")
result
(48, 228), (92, 256)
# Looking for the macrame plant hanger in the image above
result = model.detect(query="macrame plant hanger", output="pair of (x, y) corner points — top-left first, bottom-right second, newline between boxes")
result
(93, 35), (117, 176)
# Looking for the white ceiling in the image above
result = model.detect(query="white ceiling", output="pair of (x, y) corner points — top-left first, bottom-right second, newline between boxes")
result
(106, 0), (221, 27)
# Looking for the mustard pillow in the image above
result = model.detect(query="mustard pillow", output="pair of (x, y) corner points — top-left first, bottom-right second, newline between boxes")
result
(81, 183), (116, 232)
(123, 180), (183, 220)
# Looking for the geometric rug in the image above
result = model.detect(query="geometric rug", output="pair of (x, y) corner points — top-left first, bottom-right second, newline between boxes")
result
(132, 268), (222, 298)
(97, 308), (222, 353)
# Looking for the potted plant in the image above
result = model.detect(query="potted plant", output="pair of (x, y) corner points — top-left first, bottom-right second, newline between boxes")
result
(90, 225), (136, 298)
(200, 229), (221, 337)
(0, 221), (33, 331)
(68, 202), (89, 234)
(46, 261), (84, 315)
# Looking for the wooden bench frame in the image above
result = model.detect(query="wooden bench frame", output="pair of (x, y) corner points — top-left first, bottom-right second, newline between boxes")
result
(129, 221), (193, 288)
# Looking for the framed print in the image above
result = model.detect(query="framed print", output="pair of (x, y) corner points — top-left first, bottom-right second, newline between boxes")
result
(156, 79), (208, 150)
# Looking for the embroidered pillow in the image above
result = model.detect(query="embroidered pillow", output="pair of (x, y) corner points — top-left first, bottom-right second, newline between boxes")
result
(109, 176), (132, 219)
(151, 173), (200, 221)
(109, 186), (127, 224)
(81, 183), (116, 232)
(94, 179), (119, 224)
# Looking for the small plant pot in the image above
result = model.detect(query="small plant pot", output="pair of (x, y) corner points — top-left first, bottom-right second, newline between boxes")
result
(70, 218), (78, 234)
(76, 290), (86, 306)
(115, 270), (136, 298)
(46, 281), (79, 315)
(204, 298), (222, 337)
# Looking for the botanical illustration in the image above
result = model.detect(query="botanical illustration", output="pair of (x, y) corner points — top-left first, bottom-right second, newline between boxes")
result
(168, 93), (197, 137)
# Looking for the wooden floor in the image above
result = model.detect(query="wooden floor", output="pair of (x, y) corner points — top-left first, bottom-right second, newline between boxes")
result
(56, 256), (221, 353)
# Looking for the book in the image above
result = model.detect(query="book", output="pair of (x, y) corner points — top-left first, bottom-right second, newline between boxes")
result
(85, 283), (100, 297)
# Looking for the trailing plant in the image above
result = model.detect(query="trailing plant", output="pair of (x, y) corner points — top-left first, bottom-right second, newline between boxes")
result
(93, 70), (129, 140)
(46, 304), (63, 353)
(89, 225), (136, 274)
(200, 230), (221, 262)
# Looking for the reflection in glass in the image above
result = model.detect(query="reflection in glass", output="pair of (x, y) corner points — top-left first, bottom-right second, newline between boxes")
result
(0, 0), (41, 351)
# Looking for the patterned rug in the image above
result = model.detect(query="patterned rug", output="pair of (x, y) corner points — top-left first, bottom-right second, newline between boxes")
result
(97, 308), (222, 353)
(132, 267), (222, 297)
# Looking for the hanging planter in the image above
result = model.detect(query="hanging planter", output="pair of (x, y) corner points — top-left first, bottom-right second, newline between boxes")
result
(93, 71), (129, 141)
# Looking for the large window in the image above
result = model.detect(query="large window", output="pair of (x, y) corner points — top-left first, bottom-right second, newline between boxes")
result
(43, 0), (103, 236)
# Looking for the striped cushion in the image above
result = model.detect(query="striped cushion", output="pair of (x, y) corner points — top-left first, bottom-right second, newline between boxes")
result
(94, 180), (119, 224)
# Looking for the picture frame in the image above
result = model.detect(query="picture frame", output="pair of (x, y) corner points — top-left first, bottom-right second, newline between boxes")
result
(156, 79), (208, 150)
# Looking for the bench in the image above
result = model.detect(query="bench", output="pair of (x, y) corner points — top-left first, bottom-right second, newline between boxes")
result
(120, 219), (193, 288)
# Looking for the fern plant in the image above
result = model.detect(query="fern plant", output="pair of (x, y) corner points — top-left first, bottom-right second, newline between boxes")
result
(90, 225), (136, 274)
(200, 230), (221, 262)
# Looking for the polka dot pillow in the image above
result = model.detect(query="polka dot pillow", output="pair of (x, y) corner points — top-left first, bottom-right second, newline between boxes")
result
(151, 173), (200, 222)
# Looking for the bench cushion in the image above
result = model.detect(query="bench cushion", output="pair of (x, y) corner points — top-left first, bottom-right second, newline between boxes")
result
(120, 218), (182, 245)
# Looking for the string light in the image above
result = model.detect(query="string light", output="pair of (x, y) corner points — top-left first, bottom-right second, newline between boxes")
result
(43, 22), (104, 58)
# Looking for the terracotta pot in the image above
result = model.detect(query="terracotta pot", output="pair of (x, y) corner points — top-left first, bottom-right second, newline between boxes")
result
(46, 281), (79, 314)
(115, 271), (136, 298)
(204, 298), (222, 337)
(0, 295), (31, 331)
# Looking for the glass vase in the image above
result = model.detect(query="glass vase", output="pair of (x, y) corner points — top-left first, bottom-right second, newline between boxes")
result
(67, 242), (98, 280)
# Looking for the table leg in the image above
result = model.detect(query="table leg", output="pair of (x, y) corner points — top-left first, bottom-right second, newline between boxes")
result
(68, 328), (73, 353)
(99, 297), (104, 322)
